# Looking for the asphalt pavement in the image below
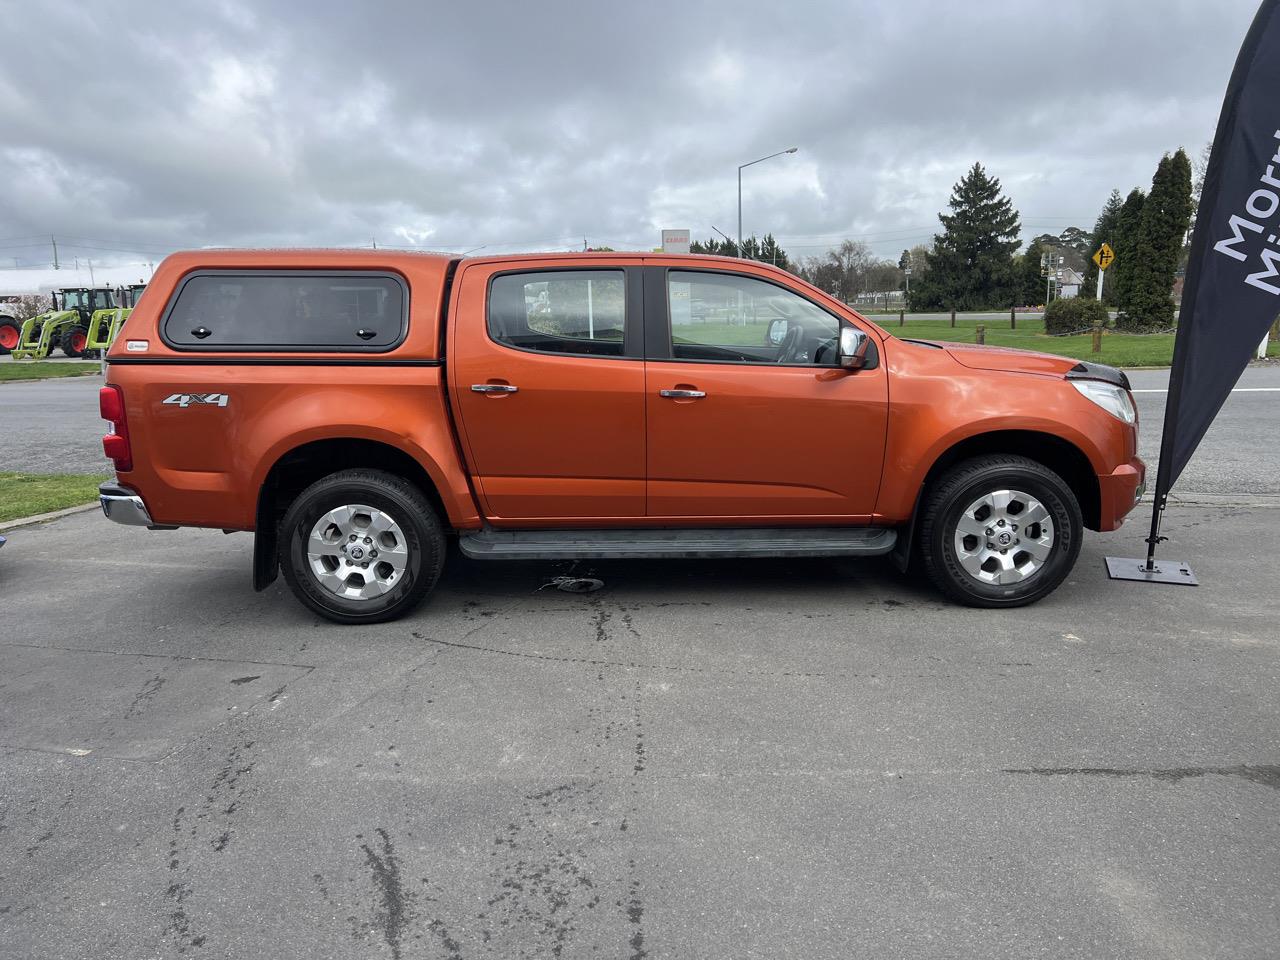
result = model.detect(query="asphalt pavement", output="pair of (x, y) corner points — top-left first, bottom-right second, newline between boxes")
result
(0, 363), (1277, 959)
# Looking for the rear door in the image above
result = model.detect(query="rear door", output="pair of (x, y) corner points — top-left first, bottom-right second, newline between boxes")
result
(449, 260), (647, 523)
(644, 264), (889, 521)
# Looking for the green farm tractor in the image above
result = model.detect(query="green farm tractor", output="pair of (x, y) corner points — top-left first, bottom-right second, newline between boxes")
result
(11, 286), (140, 360)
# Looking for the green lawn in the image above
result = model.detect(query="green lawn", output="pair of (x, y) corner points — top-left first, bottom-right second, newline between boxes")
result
(873, 315), (1280, 367)
(0, 361), (99, 382)
(0, 473), (110, 523)
(684, 313), (1280, 368)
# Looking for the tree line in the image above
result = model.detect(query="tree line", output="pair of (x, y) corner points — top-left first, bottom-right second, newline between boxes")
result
(689, 234), (919, 304)
(688, 146), (1194, 330)
(908, 153), (1194, 330)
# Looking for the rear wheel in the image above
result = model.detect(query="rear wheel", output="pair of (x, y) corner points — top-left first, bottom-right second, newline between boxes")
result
(0, 319), (19, 355)
(279, 469), (446, 624)
(60, 325), (89, 358)
(919, 455), (1082, 608)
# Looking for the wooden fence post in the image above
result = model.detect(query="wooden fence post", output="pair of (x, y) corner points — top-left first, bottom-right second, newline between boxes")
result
(1092, 324), (1103, 354)
(950, 308), (956, 328)
(898, 310), (904, 327)
(1010, 306), (1016, 330)
(976, 325), (986, 345)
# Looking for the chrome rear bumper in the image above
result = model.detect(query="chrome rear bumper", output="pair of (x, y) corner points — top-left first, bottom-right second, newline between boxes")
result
(99, 482), (154, 527)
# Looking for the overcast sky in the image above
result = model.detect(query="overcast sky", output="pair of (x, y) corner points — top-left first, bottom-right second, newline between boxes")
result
(0, 0), (1261, 275)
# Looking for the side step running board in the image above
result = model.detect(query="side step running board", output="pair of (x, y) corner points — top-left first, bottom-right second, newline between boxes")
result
(458, 527), (897, 561)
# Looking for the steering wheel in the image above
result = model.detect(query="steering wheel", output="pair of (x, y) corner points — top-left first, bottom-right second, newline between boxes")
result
(775, 324), (803, 363)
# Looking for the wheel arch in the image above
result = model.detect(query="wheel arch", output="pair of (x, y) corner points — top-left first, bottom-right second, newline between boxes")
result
(252, 437), (453, 591)
(890, 429), (1102, 571)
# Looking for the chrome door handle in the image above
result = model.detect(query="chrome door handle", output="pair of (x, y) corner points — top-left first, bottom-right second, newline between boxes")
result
(659, 389), (706, 399)
(471, 383), (519, 394)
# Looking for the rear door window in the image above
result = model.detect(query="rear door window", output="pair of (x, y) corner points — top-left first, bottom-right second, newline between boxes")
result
(488, 270), (626, 357)
(162, 272), (406, 350)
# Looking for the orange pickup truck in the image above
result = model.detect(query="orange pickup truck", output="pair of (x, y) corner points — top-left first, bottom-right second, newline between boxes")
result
(98, 249), (1144, 623)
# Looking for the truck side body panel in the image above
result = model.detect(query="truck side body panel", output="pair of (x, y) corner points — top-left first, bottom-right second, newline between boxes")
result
(105, 249), (1142, 540)
(106, 249), (481, 530)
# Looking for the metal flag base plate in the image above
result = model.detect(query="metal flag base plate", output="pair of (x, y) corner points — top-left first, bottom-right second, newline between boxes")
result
(1104, 556), (1198, 585)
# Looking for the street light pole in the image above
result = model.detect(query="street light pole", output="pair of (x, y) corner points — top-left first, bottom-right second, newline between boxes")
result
(737, 147), (797, 258)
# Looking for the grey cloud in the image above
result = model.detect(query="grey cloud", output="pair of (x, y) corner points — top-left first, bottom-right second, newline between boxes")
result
(0, 0), (1259, 269)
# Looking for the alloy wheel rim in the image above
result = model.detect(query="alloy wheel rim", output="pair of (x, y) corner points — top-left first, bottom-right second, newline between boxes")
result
(306, 503), (409, 600)
(952, 488), (1055, 585)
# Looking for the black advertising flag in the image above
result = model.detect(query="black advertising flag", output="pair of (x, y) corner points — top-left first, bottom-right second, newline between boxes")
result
(1156, 0), (1280, 501)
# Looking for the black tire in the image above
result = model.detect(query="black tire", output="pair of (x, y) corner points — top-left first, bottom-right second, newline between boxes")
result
(919, 455), (1082, 608)
(60, 325), (89, 358)
(0, 319), (19, 356)
(279, 468), (446, 624)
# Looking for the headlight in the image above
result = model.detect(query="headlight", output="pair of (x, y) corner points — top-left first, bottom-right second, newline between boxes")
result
(1071, 379), (1136, 424)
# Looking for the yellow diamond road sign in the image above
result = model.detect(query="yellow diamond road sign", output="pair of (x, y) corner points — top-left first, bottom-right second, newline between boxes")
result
(1093, 242), (1115, 271)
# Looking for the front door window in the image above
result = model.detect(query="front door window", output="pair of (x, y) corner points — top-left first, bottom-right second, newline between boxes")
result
(667, 270), (842, 365)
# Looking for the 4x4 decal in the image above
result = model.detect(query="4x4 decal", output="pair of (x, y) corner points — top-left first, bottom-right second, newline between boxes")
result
(162, 393), (230, 408)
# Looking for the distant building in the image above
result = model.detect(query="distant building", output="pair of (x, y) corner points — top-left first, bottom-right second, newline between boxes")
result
(1056, 267), (1085, 299)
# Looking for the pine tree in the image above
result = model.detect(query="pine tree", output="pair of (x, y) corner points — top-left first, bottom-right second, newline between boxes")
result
(1108, 188), (1147, 313)
(691, 233), (791, 269)
(1118, 150), (1193, 330)
(909, 163), (1022, 311)
(1080, 189), (1124, 300)
(757, 234), (791, 270)
(1016, 240), (1050, 307)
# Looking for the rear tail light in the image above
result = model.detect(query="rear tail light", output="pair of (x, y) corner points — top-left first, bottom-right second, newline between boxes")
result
(100, 385), (132, 472)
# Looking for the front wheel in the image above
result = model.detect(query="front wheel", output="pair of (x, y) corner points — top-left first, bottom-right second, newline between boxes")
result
(279, 469), (445, 624)
(919, 455), (1082, 608)
(60, 325), (89, 358)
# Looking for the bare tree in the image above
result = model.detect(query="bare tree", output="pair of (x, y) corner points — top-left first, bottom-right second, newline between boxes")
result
(827, 239), (875, 302)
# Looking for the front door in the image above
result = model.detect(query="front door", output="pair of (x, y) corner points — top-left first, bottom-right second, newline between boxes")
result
(645, 266), (888, 521)
(450, 262), (646, 523)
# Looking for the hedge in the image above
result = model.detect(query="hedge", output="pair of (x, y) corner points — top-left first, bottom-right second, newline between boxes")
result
(1043, 297), (1110, 336)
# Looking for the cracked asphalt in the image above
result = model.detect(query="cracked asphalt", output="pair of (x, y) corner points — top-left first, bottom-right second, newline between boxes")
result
(0, 366), (1278, 958)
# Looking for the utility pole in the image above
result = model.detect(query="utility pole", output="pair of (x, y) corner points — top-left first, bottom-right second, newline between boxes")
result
(52, 235), (59, 270)
(88, 258), (95, 286)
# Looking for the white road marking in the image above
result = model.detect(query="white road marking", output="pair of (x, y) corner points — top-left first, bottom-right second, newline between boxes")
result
(1131, 387), (1280, 393)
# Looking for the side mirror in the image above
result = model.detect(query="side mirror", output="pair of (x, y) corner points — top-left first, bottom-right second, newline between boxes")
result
(767, 318), (789, 346)
(839, 326), (870, 369)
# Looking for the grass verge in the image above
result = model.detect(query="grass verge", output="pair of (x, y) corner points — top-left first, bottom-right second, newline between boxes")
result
(0, 472), (110, 524)
(0, 361), (99, 382)
(872, 316), (1280, 367)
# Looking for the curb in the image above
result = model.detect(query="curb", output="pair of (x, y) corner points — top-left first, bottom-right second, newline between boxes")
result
(1167, 493), (1280, 508)
(0, 501), (100, 532)
(0, 374), (102, 385)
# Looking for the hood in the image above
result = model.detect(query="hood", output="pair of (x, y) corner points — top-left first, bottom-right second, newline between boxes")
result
(926, 340), (1081, 377)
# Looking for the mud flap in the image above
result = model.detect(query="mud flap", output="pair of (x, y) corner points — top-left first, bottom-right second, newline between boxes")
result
(890, 497), (920, 573)
(252, 496), (279, 592)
